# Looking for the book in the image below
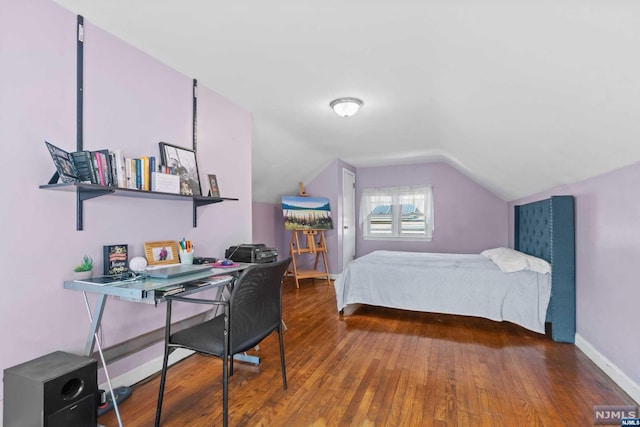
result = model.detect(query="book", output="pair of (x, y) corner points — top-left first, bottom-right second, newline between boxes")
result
(94, 151), (106, 185)
(125, 157), (134, 189)
(135, 158), (142, 189)
(45, 141), (79, 184)
(95, 149), (113, 186)
(142, 156), (150, 191)
(113, 149), (127, 188)
(151, 172), (180, 193)
(103, 244), (129, 276)
(109, 152), (118, 187)
(149, 156), (156, 188)
(69, 150), (97, 184)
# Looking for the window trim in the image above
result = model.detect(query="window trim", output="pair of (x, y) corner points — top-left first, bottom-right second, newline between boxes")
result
(359, 185), (434, 242)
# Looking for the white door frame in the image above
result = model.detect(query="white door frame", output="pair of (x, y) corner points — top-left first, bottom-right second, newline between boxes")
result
(342, 168), (356, 272)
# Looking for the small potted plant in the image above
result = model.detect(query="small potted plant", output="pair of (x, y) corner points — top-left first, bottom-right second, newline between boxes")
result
(73, 255), (94, 280)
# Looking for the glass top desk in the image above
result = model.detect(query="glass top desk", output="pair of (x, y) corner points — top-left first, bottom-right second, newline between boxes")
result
(64, 264), (251, 427)
(64, 264), (249, 358)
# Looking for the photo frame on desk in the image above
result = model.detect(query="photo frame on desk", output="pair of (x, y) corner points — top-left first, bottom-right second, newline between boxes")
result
(207, 174), (220, 198)
(158, 142), (202, 196)
(144, 240), (179, 266)
(103, 244), (129, 276)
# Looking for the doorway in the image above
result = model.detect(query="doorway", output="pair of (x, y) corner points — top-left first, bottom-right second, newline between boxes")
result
(342, 168), (356, 272)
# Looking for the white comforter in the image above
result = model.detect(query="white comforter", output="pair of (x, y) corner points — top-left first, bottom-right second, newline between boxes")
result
(334, 250), (552, 334)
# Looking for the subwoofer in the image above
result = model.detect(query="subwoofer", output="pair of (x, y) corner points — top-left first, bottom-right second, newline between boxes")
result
(3, 350), (97, 427)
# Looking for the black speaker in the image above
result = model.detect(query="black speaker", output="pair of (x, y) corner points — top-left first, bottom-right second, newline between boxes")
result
(3, 350), (97, 427)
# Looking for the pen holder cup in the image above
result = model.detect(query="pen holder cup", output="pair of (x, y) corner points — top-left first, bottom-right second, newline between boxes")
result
(179, 250), (194, 264)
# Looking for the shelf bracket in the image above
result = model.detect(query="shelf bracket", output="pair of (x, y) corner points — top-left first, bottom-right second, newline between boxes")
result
(79, 188), (114, 201)
(192, 197), (225, 228)
(193, 199), (198, 228)
(76, 187), (114, 231)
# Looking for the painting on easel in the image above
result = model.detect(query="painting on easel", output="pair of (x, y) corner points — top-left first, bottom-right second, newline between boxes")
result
(282, 196), (334, 230)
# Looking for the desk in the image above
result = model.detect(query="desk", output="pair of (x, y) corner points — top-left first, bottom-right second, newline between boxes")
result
(64, 265), (248, 358)
(64, 264), (255, 426)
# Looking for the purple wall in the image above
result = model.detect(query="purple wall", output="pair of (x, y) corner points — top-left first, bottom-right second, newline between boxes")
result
(0, 0), (252, 401)
(263, 160), (507, 276)
(509, 161), (640, 395)
(356, 162), (508, 257)
(252, 201), (285, 255)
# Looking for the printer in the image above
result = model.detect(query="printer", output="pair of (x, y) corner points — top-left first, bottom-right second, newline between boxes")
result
(225, 243), (278, 264)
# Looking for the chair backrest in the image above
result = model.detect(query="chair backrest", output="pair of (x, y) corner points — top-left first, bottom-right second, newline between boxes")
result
(229, 257), (292, 354)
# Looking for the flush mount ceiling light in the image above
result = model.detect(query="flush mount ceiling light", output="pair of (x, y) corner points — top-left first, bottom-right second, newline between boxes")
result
(330, 97), (363, 118)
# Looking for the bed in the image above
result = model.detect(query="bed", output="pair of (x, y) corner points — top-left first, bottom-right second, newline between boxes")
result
(335, 195), (575, 343)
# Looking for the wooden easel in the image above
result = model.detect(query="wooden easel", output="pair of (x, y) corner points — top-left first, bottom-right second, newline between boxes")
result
(288, 229), (331, 288)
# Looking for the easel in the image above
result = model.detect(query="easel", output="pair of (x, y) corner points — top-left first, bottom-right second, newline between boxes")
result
(288, 229), (331, 288)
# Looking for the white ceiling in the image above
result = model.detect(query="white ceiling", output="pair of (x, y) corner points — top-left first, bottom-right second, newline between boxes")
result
(53, 0), (640, 203)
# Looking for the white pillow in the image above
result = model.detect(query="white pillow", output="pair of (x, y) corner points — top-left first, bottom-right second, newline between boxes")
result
(522, 253), (551, 274)
(481, 247), (550, 274)
(481, 247), (528, 272)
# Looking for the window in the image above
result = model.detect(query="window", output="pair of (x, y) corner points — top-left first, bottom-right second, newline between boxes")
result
(359, 185), (434, 241)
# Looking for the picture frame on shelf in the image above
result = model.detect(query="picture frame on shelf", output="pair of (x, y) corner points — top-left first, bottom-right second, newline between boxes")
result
(144, 240), (179, 266)
(207, 174), (220, 198)
(158, 142), (202, 196)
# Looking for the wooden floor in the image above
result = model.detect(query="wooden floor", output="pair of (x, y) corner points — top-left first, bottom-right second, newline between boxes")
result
(99, 278), (636, 426)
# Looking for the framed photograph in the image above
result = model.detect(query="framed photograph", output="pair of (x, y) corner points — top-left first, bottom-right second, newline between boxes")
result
(208, 174), (220, 198)
(144, 240), (180, 266)
(158, 142), (202, 196)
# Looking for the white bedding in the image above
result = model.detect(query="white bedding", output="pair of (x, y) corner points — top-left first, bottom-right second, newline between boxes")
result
(334, 250), (552, 334)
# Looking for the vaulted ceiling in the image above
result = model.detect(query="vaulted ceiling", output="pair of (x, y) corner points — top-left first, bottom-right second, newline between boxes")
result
(53, 1), (640, 203)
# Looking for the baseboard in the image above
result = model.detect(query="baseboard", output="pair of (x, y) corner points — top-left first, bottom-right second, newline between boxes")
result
(99, 348), (194, 391)
(575, 333), (640, 405)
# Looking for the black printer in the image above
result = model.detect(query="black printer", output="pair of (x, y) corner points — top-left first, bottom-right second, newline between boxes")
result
(225, 243), (278, 264)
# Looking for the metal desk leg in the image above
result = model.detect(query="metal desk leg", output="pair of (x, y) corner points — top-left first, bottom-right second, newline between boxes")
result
(84, 293), (108, 357)
(81, 292), (124, 427)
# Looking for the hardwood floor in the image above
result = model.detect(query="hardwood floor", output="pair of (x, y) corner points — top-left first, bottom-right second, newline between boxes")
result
(99, 278), (636, 426)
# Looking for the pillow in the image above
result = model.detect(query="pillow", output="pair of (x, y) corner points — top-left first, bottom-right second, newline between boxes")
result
(481, 247), (528, 272)
(521, 253), (551, 274)
(481, 247), (551, 274)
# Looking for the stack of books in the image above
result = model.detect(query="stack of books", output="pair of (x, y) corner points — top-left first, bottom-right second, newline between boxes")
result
(45, 141), (180, 194)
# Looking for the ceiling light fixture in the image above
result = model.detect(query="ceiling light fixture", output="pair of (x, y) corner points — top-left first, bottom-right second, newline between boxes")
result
(330, 97), (363, 118)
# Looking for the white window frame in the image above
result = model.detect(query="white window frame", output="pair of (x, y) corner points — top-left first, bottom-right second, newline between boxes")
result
(359, 185), (434, 241)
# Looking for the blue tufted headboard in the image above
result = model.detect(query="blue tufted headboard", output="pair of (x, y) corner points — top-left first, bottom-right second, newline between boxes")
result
(514, 196), (575, 343)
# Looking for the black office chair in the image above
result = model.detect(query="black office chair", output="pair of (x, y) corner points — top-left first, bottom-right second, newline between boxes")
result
(154, 257), (292, 427)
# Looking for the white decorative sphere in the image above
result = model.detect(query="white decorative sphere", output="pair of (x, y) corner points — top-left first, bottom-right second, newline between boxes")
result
(129, 256), (148, 272)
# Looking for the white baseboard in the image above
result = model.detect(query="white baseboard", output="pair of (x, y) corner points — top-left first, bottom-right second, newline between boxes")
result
(575, 333), (640, 405)
(99, 348), (194, 391)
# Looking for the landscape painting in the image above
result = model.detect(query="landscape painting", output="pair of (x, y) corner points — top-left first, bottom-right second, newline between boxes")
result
(282, 196), (334, 230)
